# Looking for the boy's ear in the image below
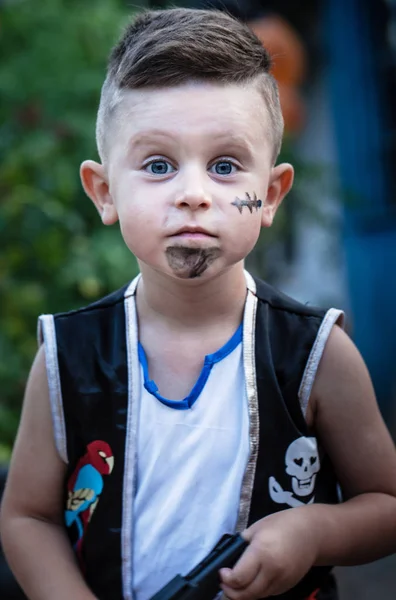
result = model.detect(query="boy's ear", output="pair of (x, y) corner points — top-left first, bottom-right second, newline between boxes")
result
(80, 160), (118, 225)
(261, 163), (294, 228)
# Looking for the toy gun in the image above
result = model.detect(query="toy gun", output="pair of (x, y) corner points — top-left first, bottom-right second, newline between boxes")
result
(149, 533), (248, 600)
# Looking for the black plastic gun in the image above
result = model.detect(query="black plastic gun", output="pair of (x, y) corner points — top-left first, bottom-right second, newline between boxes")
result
(149, 533), (248, 600)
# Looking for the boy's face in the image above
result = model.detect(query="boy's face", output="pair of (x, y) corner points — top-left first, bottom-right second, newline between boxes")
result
(81, 82), (293, 281)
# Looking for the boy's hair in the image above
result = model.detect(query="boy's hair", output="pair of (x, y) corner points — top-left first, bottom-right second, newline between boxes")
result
(96, 8), (284, 163)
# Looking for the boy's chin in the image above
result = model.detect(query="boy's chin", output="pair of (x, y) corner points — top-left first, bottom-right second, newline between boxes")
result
(164, 245), (222, 280)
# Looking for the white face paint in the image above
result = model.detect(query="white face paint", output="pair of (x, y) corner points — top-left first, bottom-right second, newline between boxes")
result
(285, 437), (320, 497)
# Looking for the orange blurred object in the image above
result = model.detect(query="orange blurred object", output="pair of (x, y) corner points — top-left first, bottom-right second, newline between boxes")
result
(249, 15), (307, 133)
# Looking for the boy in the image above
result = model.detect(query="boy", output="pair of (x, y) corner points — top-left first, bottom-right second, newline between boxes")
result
(1, 7), (396, 600)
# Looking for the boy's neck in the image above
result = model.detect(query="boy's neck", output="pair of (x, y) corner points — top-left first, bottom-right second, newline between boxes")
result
(136, 263), (248, 329)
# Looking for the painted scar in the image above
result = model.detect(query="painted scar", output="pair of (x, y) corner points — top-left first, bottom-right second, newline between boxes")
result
(231, 192), (262, 214)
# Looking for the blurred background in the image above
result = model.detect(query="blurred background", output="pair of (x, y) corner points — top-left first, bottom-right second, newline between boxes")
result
(1, 0), (395, 597)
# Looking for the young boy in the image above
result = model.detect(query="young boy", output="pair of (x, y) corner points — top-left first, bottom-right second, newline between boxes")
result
(1, 8), (396, 600)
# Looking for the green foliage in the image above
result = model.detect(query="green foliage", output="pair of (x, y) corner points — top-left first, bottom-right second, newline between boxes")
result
(0, 0), (138, 455)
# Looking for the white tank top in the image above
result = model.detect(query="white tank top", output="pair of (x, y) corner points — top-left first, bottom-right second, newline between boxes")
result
(132, 325), (249, 599)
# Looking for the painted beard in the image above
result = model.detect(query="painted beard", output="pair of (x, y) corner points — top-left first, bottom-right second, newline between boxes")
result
(165, 246), (221, 279)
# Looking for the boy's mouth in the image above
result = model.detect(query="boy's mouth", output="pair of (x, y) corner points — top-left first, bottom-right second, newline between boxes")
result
(170, 225), (216, 239)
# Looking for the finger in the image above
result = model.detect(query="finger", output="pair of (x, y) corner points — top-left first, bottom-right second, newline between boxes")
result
(219, 546), (261, 589)
(221, 569), (271, 600)
(241, 521), (263, 543)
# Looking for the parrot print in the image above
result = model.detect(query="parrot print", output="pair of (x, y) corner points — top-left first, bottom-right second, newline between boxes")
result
(65, 440), (114, 561)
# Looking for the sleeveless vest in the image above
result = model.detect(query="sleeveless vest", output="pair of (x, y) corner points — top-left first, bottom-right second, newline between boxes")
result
(38, 273), (343, 600)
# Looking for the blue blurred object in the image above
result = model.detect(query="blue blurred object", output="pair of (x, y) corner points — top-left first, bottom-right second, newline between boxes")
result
(344, 214), (396, 414)
(325, 0), (396, 419)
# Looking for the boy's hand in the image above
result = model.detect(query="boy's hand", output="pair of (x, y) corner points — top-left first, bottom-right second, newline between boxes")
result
(219, 507), (317, 599)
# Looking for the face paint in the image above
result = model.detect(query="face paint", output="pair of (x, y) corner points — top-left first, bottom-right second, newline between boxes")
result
(231, 192), (262, 214)
(165, 246), (221, 279)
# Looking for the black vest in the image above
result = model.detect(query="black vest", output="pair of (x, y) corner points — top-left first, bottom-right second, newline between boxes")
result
(39, 274), (341, 600)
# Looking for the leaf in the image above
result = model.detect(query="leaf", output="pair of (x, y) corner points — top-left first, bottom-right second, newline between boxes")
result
(0, 0), (137, 454)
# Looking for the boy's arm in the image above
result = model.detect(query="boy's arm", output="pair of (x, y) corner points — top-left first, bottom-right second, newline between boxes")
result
(0, 346), (97, 600)
(220, 325), (396, 600)
(307, 323), (396, 564)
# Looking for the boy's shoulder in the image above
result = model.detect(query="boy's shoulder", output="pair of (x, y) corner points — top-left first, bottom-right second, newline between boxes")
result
(38, 283), (132, 350)
(252, 276), (326, 320)
(53, 282), (131, 322)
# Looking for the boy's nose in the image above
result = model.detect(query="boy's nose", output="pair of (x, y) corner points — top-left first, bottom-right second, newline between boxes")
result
(174, 187), (212, 211)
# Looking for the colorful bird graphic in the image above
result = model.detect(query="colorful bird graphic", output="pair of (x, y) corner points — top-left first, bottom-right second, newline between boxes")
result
(65, 440), (114, 561)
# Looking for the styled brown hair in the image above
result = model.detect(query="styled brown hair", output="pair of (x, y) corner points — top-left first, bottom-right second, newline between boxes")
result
(96, 8), (284, 162)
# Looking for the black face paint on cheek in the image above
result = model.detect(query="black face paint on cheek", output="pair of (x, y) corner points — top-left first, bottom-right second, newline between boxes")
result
(231, 192), (262, 214)
(165, 246), (221, 279)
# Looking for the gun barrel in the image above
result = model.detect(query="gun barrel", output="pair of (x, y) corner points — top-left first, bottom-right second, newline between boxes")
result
(149, 534), (248, 600)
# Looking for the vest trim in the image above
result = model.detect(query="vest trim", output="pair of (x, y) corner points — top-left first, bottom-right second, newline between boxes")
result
(38, 314), (68, 463)
(298, 308), (345, 417)
(122, 276), (141, 600)
(236, 281), (259, 533)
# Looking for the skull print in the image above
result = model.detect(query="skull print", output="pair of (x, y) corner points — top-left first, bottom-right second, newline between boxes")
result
(269, 436), (321, 508)
(285, 437), (320, 497)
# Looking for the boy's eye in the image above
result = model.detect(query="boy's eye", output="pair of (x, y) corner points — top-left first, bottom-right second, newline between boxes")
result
(210, 161), (237, 176)
(145, 160), (175, 175)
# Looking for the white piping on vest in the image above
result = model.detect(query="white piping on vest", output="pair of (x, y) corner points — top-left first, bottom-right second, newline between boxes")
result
(37, 314), (68, 464)
(235, 271), (259, 532)
(299, 308), (345, 418)
(122, 275), (141, 600)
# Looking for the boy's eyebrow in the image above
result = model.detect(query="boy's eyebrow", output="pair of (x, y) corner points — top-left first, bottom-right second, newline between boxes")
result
(212, 133), (256, 154)
(128, 130), (173, 152)
(127, 130), (257, 156)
